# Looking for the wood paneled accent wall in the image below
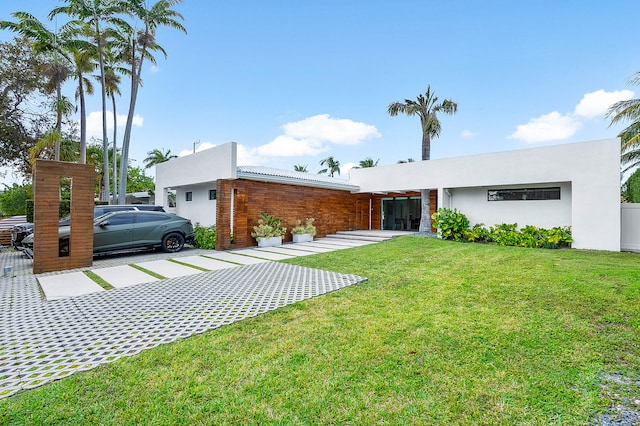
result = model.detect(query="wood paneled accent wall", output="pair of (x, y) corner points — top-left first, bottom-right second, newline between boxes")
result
(215, 178), (437, 251)
(33, 160), (95, 274)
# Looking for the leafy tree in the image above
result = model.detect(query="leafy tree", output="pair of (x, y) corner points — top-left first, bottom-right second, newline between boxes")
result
(143, 148), (177, 169)
(397, 158), (415, 164)
(0, 183), (32, 216)
(126, 166), (155, 193)
(0, 38), (53, 175)
(623, 168), (640, 203)
(318, 156), (341, 177)
(117, 0), (187, 204)
(0, 13), (75, 161)
(607, 71), (640, 174)
(359, 157), (379, 168)
(294, 164), (308, 172)
(388, 85), (458, 232)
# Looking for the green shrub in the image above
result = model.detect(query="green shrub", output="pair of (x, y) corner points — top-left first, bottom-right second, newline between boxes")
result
(192, 224), (216, 249)
(464, 223), (490, 243)
(251, 212), (286, 241)
(432, 208), (572, 249)
(0, 183), (32, 216)
(431, 208), (470, 241)
(291, 218), (316, 236)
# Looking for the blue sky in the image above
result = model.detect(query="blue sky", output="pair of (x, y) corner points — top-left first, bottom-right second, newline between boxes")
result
(1, 0), (639, 183)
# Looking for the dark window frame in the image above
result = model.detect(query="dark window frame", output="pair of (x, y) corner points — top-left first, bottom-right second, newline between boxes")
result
(209, 189), (217, 200)
(185, 191), (193, 202)
(487, 187), (561, 201)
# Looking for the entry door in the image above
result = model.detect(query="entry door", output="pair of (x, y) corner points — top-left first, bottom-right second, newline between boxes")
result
(382, 197), (421, 231)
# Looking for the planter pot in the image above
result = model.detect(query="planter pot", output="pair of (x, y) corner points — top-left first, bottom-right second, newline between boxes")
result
(292, 233), (313, 243)
(257, 236), (282, 247)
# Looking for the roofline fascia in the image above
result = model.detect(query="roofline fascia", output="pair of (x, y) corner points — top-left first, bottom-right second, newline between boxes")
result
(235, 171), (360, 192)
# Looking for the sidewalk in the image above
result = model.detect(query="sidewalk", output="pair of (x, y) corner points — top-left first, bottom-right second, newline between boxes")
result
(0, 239), (372, 399)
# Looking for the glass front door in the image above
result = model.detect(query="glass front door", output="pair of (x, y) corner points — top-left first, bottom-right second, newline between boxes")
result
(381, 197), (421, 231)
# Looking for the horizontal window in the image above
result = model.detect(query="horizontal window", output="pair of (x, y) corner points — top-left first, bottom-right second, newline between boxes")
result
(488, 187), (560, 201)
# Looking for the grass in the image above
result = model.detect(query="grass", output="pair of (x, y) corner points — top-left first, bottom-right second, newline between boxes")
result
(83, 270), (114, 290)
(1, 237), (639, 424)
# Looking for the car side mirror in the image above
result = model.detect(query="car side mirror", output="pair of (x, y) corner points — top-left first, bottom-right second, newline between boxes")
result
(98, 220), (109, 227)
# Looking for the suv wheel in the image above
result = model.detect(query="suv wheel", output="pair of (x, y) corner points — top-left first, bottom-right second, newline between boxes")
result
(162, 232), (185, 253)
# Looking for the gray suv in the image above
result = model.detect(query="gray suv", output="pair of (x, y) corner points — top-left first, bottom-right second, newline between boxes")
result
(12, 205), (165, 249)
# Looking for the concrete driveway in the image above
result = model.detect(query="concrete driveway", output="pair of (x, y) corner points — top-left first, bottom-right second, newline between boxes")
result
(0, 242), (369, 399)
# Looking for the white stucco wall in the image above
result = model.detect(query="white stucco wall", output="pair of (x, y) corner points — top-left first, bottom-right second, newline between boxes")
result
(443, 183), (572, 229)
(175, 184), (217, 227)
(350, 139), (621, 251)
(155, 142), (237, 222)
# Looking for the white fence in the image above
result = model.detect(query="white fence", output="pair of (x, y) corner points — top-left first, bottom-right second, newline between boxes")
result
(621, 204), (640, 252)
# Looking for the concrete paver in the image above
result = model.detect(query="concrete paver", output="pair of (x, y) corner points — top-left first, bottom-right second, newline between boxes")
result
(204, 251), (270, 265)
(175, 255), (239, 271)
(38, 272), (105, 300)
(231, 248), (295, 261)
(135, 259), (202, 278)
(92, 265), (159, 288)
(253, 246), (317, 256)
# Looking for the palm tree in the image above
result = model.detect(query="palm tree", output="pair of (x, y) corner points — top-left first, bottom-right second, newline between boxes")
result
(388, 85), (458, 232)
(318, 156), (341, 177)
(70, 46), (96, 165)
(0, 13), (81, 161)
(143, 148), (177, 169)
(359, 157), (379, 168)
(397, 158), (415, 164)
(607, 71), (640, 175)
(51, 0), (127, 201)
(117, 0), (186, 204)
(103, 64), (123, 203)
(294, 164), (308, 172)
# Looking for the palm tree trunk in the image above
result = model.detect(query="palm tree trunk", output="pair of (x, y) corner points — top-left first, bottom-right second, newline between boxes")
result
(111, 93), (118, 204)
(419, 130), (433, 233)
(55, 83), (62, 162)
(78, 75), (87, 164)
(118, 37), (146, 205)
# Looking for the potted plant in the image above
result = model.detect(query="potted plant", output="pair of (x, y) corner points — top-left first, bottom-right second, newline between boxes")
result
(251, 212), (286, 247)
(291, 217), (316, 243)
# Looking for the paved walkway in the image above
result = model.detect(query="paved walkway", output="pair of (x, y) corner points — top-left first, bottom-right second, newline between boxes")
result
(0, 240), (371, 399)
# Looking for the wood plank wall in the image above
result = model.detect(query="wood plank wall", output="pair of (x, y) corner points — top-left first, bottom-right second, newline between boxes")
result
(215, 178), (437, 251)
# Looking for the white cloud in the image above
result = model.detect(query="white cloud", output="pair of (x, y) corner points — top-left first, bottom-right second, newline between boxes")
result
(509, 111), (581, 143)
(257, 114), (381, 157)
(257, 135), (328, 157)
(237, 144), (268, 166)
(574, 89), (634, 119)
(283, 114), (380, 145)
(85, 111), (143, 139)
(510, 89), (636, 144)
(461, 130), (477, 138)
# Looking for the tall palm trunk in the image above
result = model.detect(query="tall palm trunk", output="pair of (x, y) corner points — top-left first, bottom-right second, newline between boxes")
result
(111, 93), (118, 204)
(420, 130), (432, 233)
(94, 19), (110, 202)
(78, 73), (87, 164)
(118, 37), (145, 205)
(55, 82), (62, 161)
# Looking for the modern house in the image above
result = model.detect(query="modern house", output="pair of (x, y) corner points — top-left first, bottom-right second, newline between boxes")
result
(155, 138), (621, 252)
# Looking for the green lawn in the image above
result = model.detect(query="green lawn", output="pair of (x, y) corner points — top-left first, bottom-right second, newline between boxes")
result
(2, 237), (639, 425)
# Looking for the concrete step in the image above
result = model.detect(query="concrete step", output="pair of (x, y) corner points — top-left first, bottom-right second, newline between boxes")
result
(325, 234), (389, 242)
(324, 230), (415, 243)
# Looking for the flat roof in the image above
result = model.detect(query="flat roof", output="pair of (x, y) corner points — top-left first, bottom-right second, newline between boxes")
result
(236, 166), (359, 191)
